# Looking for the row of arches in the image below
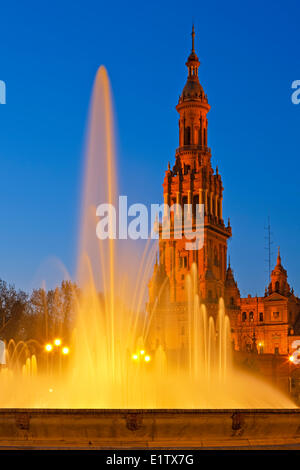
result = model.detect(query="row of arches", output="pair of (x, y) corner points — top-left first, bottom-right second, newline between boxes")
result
(169, 193), (222, 220)
(241, 311), (264, 322)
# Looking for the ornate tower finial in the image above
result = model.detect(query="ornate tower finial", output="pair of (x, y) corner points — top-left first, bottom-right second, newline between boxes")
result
(191, 24), (195, 53)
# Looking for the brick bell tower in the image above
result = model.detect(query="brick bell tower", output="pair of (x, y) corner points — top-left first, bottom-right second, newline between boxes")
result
(148, 27), (233, 352)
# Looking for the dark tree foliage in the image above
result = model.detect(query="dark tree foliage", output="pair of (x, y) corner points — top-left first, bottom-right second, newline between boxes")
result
(0, 279), (79, 344)
(0, 280), (28, 342)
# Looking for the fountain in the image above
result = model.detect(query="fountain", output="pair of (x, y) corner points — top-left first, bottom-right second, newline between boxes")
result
(0, 66), (299, 448)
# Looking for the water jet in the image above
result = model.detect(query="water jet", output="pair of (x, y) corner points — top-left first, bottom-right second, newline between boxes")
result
(0, 65), (298, 449)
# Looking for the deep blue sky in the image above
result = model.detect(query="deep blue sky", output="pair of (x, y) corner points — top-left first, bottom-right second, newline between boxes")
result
(0, 0), (299, 297)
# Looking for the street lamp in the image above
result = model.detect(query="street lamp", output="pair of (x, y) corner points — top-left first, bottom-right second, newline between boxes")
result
(44, 343), (53, 374)
(131, 351), (151, 363)
(54, 338), (61, 347)
(62, 346), (70, 355)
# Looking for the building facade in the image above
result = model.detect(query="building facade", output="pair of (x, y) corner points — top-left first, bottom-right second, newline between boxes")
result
(148, 28), (300, 359)
(230, 248), (300, 356)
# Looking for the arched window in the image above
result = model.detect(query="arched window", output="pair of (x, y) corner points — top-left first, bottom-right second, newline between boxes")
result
(230, 297), (234, 306)
(182, 195), (188, 214)
(242, 312), (247, 322)
(170, 198), (177, 222)
(275, 281), (280, 292)
(193, 194), (199, 219)
(260, 312), (264, 321)
(214, 247), (218, 266)
(212, 197), (216, 216)
(259, 312), (264, 322)
(184, 126), (191, 145)
(217, 200), (221, 218)
(249, 311), (254, 321)
(198, 127), (202, 146)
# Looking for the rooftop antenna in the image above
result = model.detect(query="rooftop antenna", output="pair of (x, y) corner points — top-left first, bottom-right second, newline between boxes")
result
(264, 216), (274, 282)
(191, 24), (195, 53)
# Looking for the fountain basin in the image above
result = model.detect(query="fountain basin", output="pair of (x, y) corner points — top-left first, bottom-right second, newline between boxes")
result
(0, 408), (300, 449)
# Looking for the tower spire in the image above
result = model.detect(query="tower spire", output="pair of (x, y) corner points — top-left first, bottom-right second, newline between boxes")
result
(191, 24), (195, 53)
(277, 246), (281, 266)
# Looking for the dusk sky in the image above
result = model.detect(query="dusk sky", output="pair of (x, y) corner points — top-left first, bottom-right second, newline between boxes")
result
(0, 0), (300, 298)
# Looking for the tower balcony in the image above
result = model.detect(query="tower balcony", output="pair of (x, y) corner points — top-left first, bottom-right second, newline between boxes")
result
(204, 214), (232, 237)
(156, 213), (231, 240)
(176, 144), (211, 155)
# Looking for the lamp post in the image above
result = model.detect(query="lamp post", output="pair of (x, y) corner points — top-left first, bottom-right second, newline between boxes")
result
(54, 338), (62, 374)
(131, 349), (151, 406)
(131, 350), (151, 364)
(44, 343), (53, 374)
(44, 339), (70, 375)
(61, 346), (70, 374)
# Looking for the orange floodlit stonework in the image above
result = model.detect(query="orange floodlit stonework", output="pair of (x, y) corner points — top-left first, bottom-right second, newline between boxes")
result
(148, 27), (300, 364)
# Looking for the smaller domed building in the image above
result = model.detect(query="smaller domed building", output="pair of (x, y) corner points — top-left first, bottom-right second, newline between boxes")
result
(230, 248), (300, 356)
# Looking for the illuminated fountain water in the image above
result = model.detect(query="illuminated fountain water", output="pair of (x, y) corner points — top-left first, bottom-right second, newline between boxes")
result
(0, 67), (295, 409)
